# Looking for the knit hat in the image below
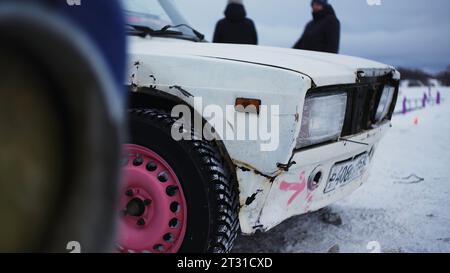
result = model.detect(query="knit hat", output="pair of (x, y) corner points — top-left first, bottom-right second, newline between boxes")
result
(311, 0), (328, 6)
(228, 0), (243, 4)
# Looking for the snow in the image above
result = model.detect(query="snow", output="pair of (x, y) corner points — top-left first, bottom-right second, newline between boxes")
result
(233, 87), (450, 253)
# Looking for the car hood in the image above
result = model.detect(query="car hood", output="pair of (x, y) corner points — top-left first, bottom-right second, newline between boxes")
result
(129, 37), (395, 87)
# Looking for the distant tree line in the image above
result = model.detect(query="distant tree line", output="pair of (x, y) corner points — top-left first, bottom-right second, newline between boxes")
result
(436, 66), (450, 86)
(398, 66), (450, 86)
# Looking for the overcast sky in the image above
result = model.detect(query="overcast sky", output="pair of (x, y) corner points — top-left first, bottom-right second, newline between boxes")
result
(176, 0), (450, 73)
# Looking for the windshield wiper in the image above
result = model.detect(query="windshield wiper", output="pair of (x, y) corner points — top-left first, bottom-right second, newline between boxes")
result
(126, 24), (183, 38)
(160, 24), (205, 41)
(127, 24), (205, 42)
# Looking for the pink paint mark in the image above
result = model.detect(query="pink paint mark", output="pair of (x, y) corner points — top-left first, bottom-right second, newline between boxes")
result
(279, 172), (307, 205)
(306, 193), (313, 203)
(304, 192), (314, 212)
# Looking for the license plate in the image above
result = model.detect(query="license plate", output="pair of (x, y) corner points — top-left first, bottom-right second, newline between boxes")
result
(324, 153), (370, 194)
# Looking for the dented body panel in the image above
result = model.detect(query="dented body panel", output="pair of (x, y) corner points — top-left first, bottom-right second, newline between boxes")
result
(127, 35), (399, 235)
(258, 122), (390, 232)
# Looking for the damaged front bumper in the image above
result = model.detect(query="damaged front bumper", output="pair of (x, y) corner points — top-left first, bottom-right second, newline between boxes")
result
(236, 121), (391, 234)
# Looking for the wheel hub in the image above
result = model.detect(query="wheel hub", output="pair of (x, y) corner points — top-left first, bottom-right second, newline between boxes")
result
(125, 198), (147, 217)
(117, 144), (187, 253)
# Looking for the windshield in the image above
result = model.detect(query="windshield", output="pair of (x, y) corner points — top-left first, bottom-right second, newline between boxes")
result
(121, 0), (197, 40)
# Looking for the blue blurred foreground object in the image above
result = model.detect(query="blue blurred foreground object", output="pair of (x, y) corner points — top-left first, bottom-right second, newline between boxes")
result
(0, 0), (126, 252)
(55, 0), (126, 97)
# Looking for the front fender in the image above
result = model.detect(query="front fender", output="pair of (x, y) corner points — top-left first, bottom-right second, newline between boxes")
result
(127, 49), (311, 175)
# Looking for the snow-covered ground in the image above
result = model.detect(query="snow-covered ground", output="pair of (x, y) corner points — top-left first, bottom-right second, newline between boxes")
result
(233, 87), (450, 253)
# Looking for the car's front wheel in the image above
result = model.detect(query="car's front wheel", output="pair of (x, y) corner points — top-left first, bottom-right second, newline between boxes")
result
(116, 108), (240, 253)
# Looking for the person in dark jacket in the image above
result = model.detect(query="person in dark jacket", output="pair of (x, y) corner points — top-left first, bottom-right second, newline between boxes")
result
(213, 0), (258, 45)
(293, 0), (340, 54)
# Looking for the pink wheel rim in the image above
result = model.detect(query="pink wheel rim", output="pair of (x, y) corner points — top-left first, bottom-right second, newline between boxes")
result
(117, 144), (187, 253)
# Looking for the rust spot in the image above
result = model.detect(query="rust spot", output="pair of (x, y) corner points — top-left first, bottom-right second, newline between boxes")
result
(277, 161), (297, 172)
(235, 160), (278, 181)
(237, 166), (251, 172)
(245, 190), (263, 206)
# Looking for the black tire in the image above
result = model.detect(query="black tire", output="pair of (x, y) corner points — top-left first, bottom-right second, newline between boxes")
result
(128, 108), (240, 253)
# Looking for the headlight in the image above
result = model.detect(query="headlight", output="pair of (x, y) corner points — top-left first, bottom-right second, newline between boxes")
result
(296, 93), (347, 149)
(375, 85), (395, 122)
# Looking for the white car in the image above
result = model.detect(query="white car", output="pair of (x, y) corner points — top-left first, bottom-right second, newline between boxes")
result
(117, 0), (400, 253)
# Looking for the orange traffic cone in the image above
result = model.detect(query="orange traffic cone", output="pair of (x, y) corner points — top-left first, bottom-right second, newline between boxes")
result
(414, 117), (419, 125)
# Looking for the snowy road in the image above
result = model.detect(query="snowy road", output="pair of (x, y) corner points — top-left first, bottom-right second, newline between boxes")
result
(233, 87), (450, 253)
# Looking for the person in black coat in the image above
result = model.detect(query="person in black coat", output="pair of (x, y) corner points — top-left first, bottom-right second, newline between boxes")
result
(213, 0), (258, 45)
(293, 0), (340, 54)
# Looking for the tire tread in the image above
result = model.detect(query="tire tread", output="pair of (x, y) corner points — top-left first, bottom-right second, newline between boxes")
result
(129, 108), (240, 253)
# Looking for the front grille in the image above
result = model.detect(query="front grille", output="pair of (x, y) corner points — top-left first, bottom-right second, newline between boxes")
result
(341, 77), (399, 137)
(342, 84), (377, 136)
